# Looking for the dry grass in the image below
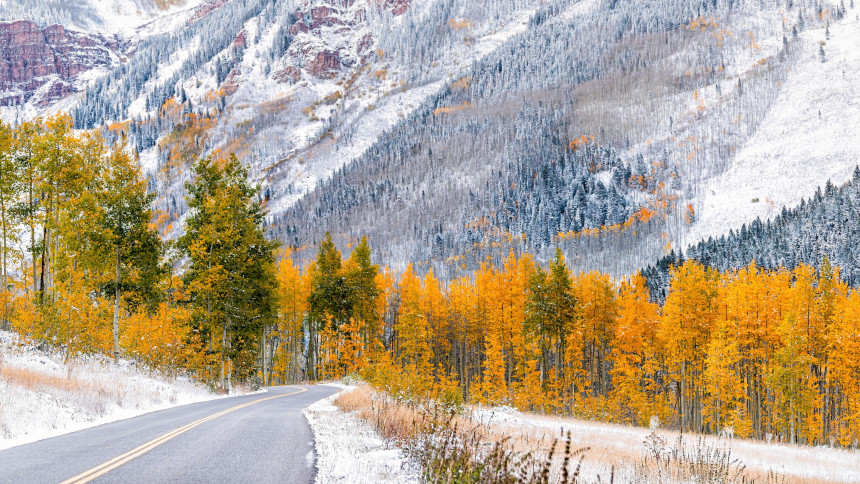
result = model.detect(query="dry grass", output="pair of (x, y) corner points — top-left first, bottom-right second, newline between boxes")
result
(0, 332), (213, 447)
(336, 384), (427, 443)
(3, 366), (91, 395)
(336, 385), (851, 483)
(0, 363), (140, 418)
(482, 410), (854, 484)
(336, 386), (601, 483)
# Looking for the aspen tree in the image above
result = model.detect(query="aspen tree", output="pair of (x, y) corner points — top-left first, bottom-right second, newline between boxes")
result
(0, 121), (16, 328)
(612, 274), (660, 425)
(96, 143), (162, 359)
(274, 251), (308, 383)
(659, 261), (719, 433)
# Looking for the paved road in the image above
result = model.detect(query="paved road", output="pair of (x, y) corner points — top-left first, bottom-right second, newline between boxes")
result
(0, 385), (340, 484)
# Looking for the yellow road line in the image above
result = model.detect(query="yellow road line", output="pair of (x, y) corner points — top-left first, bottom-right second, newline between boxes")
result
(60, 386), (308, 484)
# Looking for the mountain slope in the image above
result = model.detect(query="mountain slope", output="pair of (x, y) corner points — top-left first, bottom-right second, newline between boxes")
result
(686, 11), (860, 245)
(0, 0), (856, 281)
(275, 0), (850, 277)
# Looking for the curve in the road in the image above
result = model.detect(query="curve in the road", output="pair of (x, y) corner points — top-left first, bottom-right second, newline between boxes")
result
(0, 384), (340, 484)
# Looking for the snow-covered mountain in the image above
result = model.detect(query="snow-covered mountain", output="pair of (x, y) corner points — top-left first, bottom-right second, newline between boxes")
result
(1, 0), (858, 277)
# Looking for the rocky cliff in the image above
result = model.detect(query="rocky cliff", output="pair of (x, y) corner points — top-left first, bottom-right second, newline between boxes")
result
(0, 20), (121, 107)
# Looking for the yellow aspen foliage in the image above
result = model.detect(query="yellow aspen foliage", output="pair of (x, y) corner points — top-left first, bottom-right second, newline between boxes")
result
(273, 253), (309, 383)
(658, 260), (719, 432)
(395, 265), (433, 396)
(122, 302), (195, 374)
(612, 274), (662, 426)
(830, 291), (860, 445)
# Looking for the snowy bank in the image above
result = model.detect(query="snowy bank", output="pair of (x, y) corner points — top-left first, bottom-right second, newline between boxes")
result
(473, 406), (860, 483)
(0, 330), (219, 450)
(305, 384), (420, 483)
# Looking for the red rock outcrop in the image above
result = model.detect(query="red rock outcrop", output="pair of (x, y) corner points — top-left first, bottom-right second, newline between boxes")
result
(275, 0), (413, 83)
(374, 0), (410, 16)
(187, 0), (230, 25)
(273, 65), (302, 83)
(308, 51), (341, 79)
(233, 30), (247, 50)
(222, 67), (242, 95)
(0, 20), (121, 107)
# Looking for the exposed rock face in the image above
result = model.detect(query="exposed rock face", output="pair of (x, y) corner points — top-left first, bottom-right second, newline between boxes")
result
(308, 51), (341, 79)
(187, 0), (230, 25)
(0, 20), (121, 107)
(277, 0), (411, 83)
(388, 0), (410, 15)
(222, 67), (242, 95)
(273, 65), (302, 83)
(375, 0), (410, 16)
(233, 30), (247, 50)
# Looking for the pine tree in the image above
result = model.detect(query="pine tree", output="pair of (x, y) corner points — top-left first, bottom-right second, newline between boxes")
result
(307, 232), (351, 379)
(179, 154), (277, 390)
(345, 236), (381, 361)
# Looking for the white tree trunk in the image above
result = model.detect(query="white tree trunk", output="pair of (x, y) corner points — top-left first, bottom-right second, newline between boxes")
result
(113, 245), (121, 360)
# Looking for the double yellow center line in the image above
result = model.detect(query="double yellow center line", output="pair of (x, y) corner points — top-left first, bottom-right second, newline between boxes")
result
(61, 386), (307, 484)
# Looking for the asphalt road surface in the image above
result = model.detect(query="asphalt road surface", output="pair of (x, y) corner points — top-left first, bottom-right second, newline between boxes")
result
(0, 385), (340, 484)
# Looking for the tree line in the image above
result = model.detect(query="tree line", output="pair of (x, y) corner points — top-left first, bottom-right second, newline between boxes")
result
(645, 168), (860, 299)
(273, 239), (860, 448)
(3, 115), (858, 449)
(0, 115), (274, 391)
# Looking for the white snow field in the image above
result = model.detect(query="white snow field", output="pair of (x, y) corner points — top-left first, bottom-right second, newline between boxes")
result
(687, 9), (860, 244)
(0, 330), (218, 450)
(308, 384), (860, 483)
(473, 407), (860, 483)
(305, 384), (420, 484)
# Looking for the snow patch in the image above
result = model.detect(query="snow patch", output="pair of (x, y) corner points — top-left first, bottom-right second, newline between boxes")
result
(0, 330), (222, 450)
(472, 406), (860, 482)
(304, 384), (420, 484)
(686, 12), (860, 244)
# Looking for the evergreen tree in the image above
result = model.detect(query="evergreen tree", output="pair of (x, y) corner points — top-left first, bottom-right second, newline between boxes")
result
(179, 154), (277, 390)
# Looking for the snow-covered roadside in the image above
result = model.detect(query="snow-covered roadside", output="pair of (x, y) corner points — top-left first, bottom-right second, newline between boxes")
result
(472, 406), (860, 483)
(0, 330), (222, 450)
(304, 384), (420, 484)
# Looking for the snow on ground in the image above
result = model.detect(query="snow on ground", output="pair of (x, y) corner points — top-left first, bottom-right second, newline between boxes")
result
(559, 0), (599, 22)
(305, 384), (420, 484)
(77, 0), (205, 38)
(0, 330), (220, 450)
(472, 406), (860, 483)
(266, 0), (599, 216)
(686, 10), (860, 243)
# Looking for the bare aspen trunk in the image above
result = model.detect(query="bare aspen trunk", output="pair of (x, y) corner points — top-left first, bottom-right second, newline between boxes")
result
(29, 177), (36, 294)
(226, 322), (232, 393)
(221, 320), (228, 391)
(261, 324), (267, 386)
(1, 201), (6, 291)
(39, 225), (47, 298)
(0, 203), (6, 331)
(681, 359), (687, 433)
(112, 244), (121, 360)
